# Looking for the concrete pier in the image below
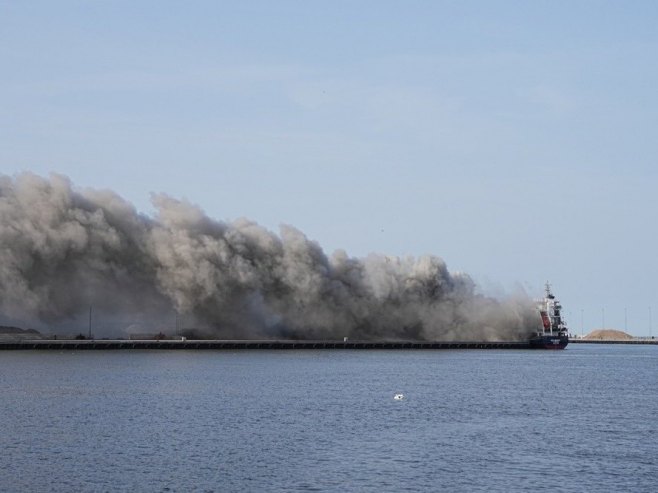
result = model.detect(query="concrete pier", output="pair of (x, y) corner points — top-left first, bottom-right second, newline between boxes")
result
(569, 338), (658, 345)
(0, 339), (532, 350)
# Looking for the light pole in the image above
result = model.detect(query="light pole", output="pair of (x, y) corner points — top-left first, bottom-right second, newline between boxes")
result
(650, 307), (653, 339)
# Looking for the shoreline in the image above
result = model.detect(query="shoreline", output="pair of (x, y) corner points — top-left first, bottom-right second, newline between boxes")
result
(570, 338), (657, 345)
(0, 339), (532, 350)
(1, 338), (656, 351)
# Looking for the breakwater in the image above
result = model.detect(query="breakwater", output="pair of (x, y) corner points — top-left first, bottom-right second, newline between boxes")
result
(3, 339), (656, 350)
(0, 339), (531, 350)
(570, 339), (658, 345)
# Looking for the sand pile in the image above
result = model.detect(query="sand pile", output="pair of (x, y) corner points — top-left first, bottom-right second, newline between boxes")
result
(584, 329), (633, 341)
(0, 326), (45, 341)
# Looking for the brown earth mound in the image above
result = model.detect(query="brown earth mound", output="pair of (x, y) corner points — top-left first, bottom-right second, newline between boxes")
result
(0, 326), (44, 341)
(0, 325), (40, 334)
(584, 329), (633, 340)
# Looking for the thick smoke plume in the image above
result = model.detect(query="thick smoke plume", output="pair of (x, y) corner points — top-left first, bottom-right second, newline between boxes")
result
(0, 173), (539, 340)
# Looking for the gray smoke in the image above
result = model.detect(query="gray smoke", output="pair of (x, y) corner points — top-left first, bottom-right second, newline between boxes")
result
(0, 173), (539, 340)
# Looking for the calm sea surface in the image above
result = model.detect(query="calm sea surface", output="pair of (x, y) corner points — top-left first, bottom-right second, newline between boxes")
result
(1, 344), (657, 492)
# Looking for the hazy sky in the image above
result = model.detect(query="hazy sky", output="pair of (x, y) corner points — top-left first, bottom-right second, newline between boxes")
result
(2, 1), (658, 335)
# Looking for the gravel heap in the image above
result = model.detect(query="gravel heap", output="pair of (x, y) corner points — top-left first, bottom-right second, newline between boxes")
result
(583, 329), (634, 340)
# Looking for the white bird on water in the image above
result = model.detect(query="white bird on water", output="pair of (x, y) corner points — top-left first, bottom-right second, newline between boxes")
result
(393, 393), (405, 400)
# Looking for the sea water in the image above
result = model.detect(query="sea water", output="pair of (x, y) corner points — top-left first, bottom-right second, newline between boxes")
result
(1, 344), (656, 492)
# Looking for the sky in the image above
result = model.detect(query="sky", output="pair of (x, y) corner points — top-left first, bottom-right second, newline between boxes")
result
(2, 1), (658, 336)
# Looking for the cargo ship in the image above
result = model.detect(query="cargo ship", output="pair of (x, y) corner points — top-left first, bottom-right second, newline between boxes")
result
(530, 282), (569, 349)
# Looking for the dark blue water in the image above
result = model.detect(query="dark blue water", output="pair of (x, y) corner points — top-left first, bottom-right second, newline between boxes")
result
(1, 345), (657, 492)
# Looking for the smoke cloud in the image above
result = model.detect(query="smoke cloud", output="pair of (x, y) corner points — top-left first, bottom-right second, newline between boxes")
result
(0, 173), (538, 340)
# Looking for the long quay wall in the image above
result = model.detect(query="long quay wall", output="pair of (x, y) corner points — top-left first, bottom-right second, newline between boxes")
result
(0, 339), (532, 350)
(570, 339), (658, 344)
